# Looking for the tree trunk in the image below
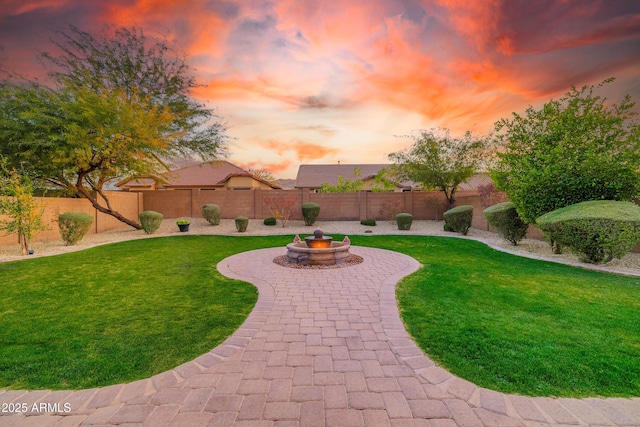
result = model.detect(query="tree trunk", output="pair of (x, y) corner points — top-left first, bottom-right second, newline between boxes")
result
(76, 185), (142, 230)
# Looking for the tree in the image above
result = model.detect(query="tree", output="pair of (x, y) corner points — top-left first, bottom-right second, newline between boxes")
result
(319, 167), (396, 193)
(0, 26), (228, 229)
(0, 167), (48, 255)
(248, 167), (277, 184)
(491, 78), (640, 224)
(263, 194), (297, 227)
(388, 128), (490, 208)
(320, 168), (364, 192)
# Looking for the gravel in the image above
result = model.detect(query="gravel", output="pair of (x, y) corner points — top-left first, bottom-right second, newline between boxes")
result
(2, 218), (639, 276)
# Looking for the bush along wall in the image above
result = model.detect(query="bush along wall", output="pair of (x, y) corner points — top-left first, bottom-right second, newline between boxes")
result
(235, 216), (249, 232)
(58, 212), (94, 245)
(202, 204), (221, 225)
(483, 202), (528, 245)
(302, 202), (320, 226)
(536, 200), (640, 264)
(396, 213), (413, 230)
(443, 205), (473, 235)
(139, 210), (163, 234)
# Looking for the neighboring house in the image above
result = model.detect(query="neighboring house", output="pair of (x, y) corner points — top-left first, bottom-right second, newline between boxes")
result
(294, 164), (494, 193)
(294, 164), (414, 192)
(116, 160), (281, 191)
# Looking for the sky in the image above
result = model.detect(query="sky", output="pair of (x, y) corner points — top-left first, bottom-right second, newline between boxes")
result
(1, 1), (639, 179)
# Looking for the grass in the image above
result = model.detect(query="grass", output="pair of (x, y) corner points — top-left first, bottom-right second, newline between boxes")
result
(0, 235), (291, 390)
(1, 234), (639, 397)
(354, 235), (640, 397)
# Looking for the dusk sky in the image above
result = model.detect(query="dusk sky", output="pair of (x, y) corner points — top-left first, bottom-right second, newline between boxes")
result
(1, 1), (640, 178)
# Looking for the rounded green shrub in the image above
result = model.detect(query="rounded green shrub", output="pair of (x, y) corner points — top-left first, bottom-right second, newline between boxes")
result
(443, 205), (473, 235)
(484, 202), (528, 245)
(58, 212), (94, 245)
(360, 219), (377, 226)
(235, 216), (249, 232)
(263, 217), (277, 226)
(443, 222), (454, 232)
(396, 213), (413, 230)
(302, 202), (320, 226)
(139, 210), (163, 235)
(536, 200), (640, 263)
(202, 204), (221, 225)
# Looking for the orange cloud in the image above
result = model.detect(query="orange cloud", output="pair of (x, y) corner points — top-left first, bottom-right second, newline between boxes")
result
(240, 159), (292, 175)
(264, 140), (338, 162)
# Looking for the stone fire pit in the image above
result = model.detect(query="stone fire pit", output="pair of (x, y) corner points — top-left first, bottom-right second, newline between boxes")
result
(286, 229), (351, 266)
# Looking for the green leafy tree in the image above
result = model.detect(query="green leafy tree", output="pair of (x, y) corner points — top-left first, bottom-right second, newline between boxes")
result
(389, 128), (490, 208)
(0, 26), (227, 229)
(491, 78), (640, 224)
(0, 167), (48, 255)
(320, 167), (397, 193)
(320, 168), (364, 192)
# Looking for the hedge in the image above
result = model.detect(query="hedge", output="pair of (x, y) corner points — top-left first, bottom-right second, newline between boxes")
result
(536, 200), (640, 263)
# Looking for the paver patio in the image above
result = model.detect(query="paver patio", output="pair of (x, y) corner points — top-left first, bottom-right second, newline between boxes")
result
(1, 245), (639, 426)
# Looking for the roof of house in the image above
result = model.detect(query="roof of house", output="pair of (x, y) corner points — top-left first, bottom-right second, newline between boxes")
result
(295, 164), (405, 189)
(117, 160), (281, 189)
(294, 164), (492, 191)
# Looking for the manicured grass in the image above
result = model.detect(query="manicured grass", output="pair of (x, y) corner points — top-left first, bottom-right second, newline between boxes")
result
(0, 235), (291, 390)
(354, 235), (640, 397)
(1, 234), (639, 397)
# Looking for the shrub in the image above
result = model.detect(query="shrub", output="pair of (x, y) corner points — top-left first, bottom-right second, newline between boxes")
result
(396, 213), (413, 230)
(443, 222), (454, 232)
(302, 202), (320, 226)
(263, 217), (277, 226)
(443, 205), (473, 235)
(139, 210), (163, 234)
(264, 195), (298, 227)
(483, 202), (528, 245)
(536, 200), (640, 264)
(235, 216), (249, 232)
(202, 204), (221, 225)
(360, 219), (377, 226)
(58, 212), (93, 245)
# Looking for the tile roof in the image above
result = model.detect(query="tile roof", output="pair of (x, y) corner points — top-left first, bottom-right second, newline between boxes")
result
(117, 160), (281, 189)
(295, 164), (394, 188)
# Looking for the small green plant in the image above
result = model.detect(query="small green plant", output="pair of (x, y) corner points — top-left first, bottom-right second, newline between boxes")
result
(443, 205), (473, 235)
(302, 202), (320, 226)
(58, 212), (94, 245)
(360, 219), (377, 226)
(176, 219), (190, 225)
(235, 216), (249, 232)
(484, 202), (528, 245)
(139, 210), (163, 234)
(396, 213), (413, 230)
(443, 222), (454, 232)
(263, 217), (277, 226)
(202, 204), (221, 225)
(536, 200), (640, 263)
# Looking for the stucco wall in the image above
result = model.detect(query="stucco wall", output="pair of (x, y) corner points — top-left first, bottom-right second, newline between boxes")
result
(0, 191), (142, 246)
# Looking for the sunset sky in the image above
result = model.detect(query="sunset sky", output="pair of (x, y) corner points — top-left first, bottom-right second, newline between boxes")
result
(1, 1), (639, 178)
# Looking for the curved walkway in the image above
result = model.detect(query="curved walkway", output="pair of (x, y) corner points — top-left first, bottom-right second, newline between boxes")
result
(1, 246), (639, 426)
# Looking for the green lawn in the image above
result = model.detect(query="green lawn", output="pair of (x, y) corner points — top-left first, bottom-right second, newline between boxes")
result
(0, 235), (290, 390)
(1, 234), (639, 397)
(356, 235), (640, 398)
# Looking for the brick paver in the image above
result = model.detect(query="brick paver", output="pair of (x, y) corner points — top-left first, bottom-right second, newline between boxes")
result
(2, 245), (639, 426)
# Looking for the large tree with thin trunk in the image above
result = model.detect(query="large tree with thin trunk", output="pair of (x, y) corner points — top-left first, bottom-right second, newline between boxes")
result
(389, 128), (490, 208)
(0, 26), (227, 229)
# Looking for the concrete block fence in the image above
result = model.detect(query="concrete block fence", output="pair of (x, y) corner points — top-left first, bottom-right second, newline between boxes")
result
(3, 188), (640, 253)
